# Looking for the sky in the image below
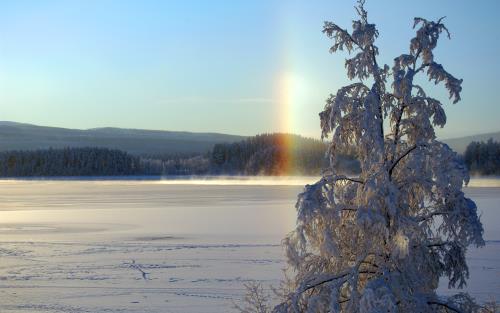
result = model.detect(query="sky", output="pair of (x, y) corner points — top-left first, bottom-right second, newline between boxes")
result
(0, 0), (499, 139)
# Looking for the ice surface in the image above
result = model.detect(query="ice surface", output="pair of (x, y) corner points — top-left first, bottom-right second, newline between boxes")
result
(0, 178), (498, 312)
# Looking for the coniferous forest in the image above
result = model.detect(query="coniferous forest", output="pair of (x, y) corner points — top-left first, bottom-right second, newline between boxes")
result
(464, 139), (500, 175)
(0, 134), (497, 177)
(0, 134), (332, 177)
(211, 134), (329, 175)
(0, 147), (141, 177)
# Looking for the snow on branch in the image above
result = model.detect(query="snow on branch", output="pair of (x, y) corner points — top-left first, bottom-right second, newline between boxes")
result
(427, 62), (463, 104)
(241, 3), (485, 313)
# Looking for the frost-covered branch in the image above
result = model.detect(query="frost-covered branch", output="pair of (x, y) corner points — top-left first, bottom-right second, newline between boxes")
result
(326, 174), (365, 184)
(417, 211), (449, 223)
(249, 4), (484, 313)
(427, 62), (463, 103)
(323, 22), (361, 54)
(297, 254), (369, 296)
(300, 271), (351, 294)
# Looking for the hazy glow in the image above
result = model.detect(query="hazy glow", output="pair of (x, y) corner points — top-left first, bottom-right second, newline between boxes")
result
(156, 176), (319, 186)
(278, 72), (308, 133)
(1, 177), (497, 187)
(467, 177), (500, 188)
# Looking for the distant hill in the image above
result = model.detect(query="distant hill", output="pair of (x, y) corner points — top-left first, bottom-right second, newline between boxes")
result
(0, 121), (245, 156)
(1, 121), (497, 157)
(442, 131), (500, 154)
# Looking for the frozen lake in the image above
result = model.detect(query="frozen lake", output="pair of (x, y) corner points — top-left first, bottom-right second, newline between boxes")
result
(0, 178), (498, 312)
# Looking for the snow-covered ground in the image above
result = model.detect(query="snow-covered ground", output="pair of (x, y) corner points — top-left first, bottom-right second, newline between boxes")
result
(0, 178), (498, 312)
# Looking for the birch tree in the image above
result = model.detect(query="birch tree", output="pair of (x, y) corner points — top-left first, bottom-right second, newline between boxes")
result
(262, 1), (485, 312)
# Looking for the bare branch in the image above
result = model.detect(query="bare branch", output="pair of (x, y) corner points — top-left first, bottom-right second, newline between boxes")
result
(416, 211), (449, 222)
(389, 144), (420, 177)
(391, 102), (407, 162)
(300, 271), (351, 293)
(335, 177), (365, 184)
(428, 300), (464, 313)
(325, 174), (365, 185)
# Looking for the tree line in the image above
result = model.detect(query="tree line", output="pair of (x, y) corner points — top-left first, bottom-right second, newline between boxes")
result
(211, 133), (326, 175)
(0, 134), (329, 177)
(0, 136), (497, 177)
(0, 147), (209, 177)
(464, 139), (500, 175)
(210, 133), (360, 175)
(0, 147), (141, 177)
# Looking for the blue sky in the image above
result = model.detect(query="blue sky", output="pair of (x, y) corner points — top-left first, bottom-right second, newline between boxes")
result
(0, 0), (498, 138)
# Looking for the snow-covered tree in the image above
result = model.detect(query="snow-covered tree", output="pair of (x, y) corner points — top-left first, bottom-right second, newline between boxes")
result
(244, 1), (486, 312)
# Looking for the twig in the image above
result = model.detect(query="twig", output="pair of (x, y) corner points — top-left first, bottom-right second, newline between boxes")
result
(389, 144), (419, 177)
(428, 300), (464, 313)
(127, 259), (150, 280)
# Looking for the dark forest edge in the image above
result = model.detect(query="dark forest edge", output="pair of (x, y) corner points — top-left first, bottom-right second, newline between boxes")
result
(0, 133), (497, 177)
(464, 139), (500, 175)
(0, 134), (341, 177)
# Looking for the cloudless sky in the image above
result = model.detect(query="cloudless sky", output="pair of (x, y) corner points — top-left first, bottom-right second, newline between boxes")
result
(0, 0), (498, 138)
